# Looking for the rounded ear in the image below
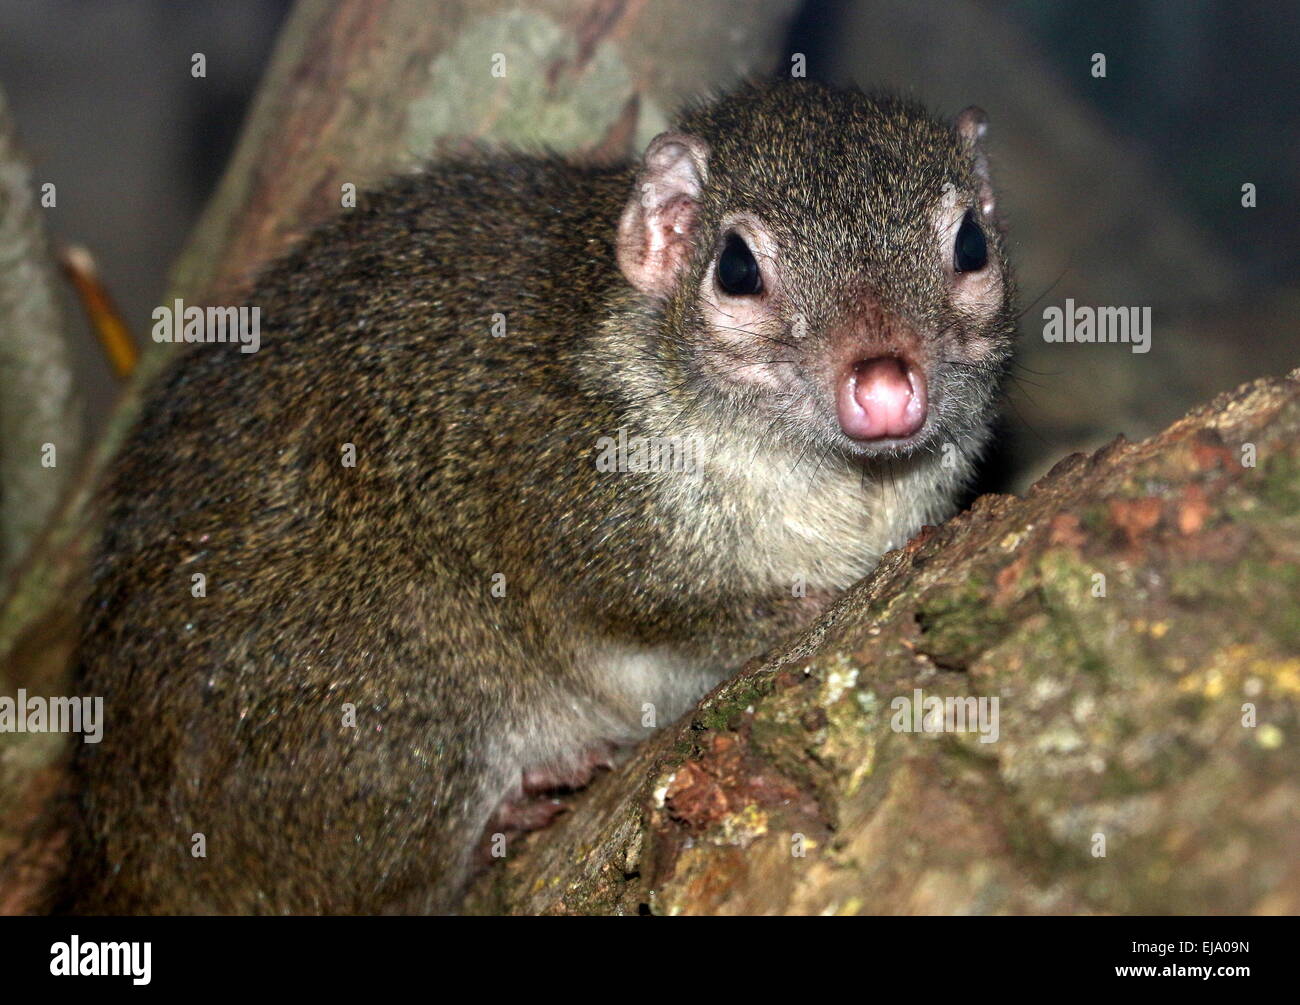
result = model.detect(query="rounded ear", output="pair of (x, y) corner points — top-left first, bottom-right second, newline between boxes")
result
(616, 131), (710, 298)
(954, 106), (995, 218)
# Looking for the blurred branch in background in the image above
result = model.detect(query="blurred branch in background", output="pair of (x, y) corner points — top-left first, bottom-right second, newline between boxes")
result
(0, 85), (83, 576)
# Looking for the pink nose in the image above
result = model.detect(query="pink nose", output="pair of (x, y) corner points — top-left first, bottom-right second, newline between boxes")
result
(837, 357), (928, 441)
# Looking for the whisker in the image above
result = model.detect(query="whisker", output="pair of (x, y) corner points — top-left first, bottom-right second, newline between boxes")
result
(1015, 258), (1072, 322)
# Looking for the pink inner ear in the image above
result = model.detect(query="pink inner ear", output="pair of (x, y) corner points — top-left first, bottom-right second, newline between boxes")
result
(617, 131), (708, 299)
(652, 194), (698, 257)
(617, 192), (700, 299)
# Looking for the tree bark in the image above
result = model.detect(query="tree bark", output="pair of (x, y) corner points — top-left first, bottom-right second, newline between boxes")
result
(463, 369), (1300, 914)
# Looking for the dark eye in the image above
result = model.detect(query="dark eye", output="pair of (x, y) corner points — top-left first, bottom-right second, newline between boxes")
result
(953, 210), (988, 273)
(716, 232), (763, 296)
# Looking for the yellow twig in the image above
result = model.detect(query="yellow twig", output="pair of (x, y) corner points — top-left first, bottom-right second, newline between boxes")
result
(58, 244), (137, 380)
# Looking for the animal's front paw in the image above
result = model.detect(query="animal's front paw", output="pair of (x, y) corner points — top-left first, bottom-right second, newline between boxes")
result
(520, 741), (617, 795)
(485, 741), (618, 839)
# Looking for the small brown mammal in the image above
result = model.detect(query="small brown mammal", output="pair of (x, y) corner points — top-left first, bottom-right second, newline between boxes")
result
(67, 81), (1015, 913)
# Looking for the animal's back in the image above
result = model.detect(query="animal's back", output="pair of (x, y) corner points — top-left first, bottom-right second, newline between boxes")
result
(68, 156), (632, 914)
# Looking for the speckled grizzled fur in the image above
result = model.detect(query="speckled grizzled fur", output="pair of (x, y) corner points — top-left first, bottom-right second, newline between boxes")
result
(66, 81), (1015, 913)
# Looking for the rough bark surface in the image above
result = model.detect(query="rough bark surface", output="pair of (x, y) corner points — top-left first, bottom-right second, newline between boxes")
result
(462, 370), (1300, 915)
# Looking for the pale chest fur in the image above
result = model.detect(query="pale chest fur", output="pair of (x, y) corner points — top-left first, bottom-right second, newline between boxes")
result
(524, 428), (967, 782)
(658, 429), (962, 595)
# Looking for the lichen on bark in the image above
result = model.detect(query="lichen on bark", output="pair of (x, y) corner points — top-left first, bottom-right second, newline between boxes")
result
(464, 370), (1300, 915)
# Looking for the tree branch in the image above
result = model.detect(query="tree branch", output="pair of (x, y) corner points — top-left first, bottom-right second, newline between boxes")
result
(465, 369), (1300, 914)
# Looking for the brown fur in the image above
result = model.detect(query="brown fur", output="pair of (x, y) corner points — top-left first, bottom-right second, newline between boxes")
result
(65, 81), (1015, 913)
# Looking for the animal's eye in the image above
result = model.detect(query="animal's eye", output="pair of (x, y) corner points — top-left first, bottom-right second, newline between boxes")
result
(953, 210), (988, 273)
(716, 232), (763, 296)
